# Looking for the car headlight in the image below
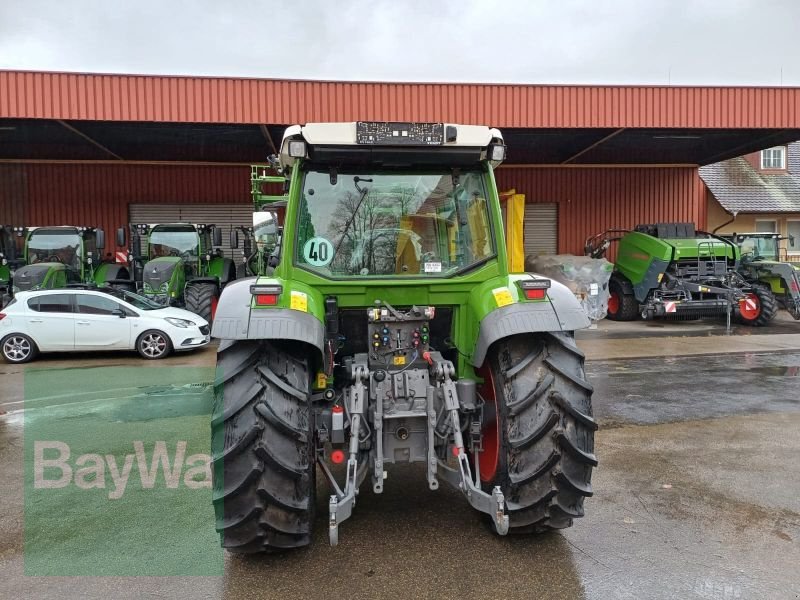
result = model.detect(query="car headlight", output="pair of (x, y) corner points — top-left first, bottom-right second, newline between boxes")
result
(165, 317), (196, 328)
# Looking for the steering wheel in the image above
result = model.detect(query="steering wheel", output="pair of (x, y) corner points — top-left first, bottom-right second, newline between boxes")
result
(45, 254), (61, 263)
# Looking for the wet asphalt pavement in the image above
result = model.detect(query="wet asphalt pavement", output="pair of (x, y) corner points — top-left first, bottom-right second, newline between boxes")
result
(1, 336), (800, 599)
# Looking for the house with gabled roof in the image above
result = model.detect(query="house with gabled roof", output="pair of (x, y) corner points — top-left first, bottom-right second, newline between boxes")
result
(702, 142), (800, 261)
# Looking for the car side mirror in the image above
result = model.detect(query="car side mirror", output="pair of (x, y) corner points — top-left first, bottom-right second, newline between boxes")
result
(230, 229), (239, 249)
(212, 226), (223, 248)
(112, 308), (126, 318)
(116, 227), (126, 247)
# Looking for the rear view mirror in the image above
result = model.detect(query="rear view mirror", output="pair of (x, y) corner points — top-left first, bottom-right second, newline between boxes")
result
(96, 229), (105, 250)
(116, 227), (126, 247)
(212, 226), (223, 248)
(230, 229), (239, 249)
(131, 232), (142, 258)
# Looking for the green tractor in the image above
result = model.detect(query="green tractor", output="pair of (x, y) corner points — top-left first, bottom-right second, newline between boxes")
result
(10, 226), (128, 294)
(119, 222), (235, 323)
(211, 122), (597, 551)
(720, 232), (800, 320)
(229, 167), (286, 277)
(585, 223), (777, 325)
(0, 225), (23, 306)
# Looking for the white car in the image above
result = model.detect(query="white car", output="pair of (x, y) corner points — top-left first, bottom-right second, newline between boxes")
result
(0, 287), (210, 363)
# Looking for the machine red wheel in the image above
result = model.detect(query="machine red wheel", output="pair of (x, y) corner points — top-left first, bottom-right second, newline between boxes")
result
(607, 291), (620, 316)
(739, 293), (760, 321)
(476, 363), (500, 483)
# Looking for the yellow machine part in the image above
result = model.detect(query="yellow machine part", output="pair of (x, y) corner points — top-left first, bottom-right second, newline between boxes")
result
(501, 189), (526, 273)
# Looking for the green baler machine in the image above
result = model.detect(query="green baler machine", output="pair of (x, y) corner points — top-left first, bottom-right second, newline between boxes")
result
(586, 223), (777, 325)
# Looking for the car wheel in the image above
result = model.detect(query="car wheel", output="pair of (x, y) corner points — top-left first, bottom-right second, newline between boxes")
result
(136, 330), (172, 360)
(2, 334), (37, 364)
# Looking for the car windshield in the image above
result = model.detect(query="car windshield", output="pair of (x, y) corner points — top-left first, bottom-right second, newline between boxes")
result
(296, 169), (495, 277)
(740, 236), (778, 260)
(148, 226), (199, 259)
(99, 287), (162, 310)
(27, 230), (81, 271)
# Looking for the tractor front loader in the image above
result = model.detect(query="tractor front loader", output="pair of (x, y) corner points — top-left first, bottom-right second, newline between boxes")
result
(211, 122), (597, 552)
(721, 232), (800, 320)
(587, 223), (777, 326)
(118, 223), (235, 323)
(229, 167), (287, 277)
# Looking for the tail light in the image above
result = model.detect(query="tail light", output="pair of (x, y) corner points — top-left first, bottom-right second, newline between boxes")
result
(250, 284), (282, 306)
(0, 313), (5, 321)
(517, 278), (551, 300)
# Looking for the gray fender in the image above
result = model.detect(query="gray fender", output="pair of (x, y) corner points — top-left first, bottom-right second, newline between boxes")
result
(220, 258), (236, 285)
(471, 279), (590, 367)
(100, 263), (129, 281)
(210, 277), (324, 353)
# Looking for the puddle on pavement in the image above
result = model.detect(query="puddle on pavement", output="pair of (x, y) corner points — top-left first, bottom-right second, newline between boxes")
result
(110, 382), (214, 422)
(745, 366), (800, 376)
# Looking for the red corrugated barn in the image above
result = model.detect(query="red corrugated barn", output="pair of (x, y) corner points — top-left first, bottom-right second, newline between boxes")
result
(2, 70), (800, 257)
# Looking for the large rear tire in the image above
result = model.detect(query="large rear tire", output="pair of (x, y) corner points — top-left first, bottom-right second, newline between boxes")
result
(738, 282), (777, 327)
(607, 276), (639, 321)
(211, 340), (315, 553)
(185, 282), (219, 323)
(478, 332), (597, 533)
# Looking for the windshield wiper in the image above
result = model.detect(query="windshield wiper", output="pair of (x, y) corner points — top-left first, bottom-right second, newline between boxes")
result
(334, 177), (373, 256)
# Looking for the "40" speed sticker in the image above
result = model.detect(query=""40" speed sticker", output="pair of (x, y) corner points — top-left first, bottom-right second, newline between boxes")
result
(303, 237), (334, 267)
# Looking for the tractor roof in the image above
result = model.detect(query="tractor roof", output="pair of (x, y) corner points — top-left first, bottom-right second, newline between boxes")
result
(279, 122), (505, 170)
(721, 232), (782, 238)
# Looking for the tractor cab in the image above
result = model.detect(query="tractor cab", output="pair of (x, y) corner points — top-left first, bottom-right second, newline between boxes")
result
(723, 232), (785, 263)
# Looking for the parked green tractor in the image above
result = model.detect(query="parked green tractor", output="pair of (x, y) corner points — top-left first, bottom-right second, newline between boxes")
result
(720, 232), (800, 320)
(119, 223), (235, 323)
(10, 226), (127, 294)
(585, 223), (777, 325)
(211, 122), (597, 551)
(0, 225), (20, 305)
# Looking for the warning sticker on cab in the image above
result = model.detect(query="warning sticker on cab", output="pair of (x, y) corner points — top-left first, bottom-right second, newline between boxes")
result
(290, 290), (308, 312)
(424, 262), (442, 273)
(492, 286), (515, 307)
(393, 355), (406, 366)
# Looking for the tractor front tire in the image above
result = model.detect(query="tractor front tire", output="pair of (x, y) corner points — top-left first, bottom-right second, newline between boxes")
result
(478, 332), (597, 533)
(607, 276), (639, 321)
(211, 340), (315, 553)
(185, 282), (219, 324)
(738, 282), (777, 327)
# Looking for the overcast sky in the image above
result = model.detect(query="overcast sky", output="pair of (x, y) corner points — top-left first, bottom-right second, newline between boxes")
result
(1, 0), (799, 85)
